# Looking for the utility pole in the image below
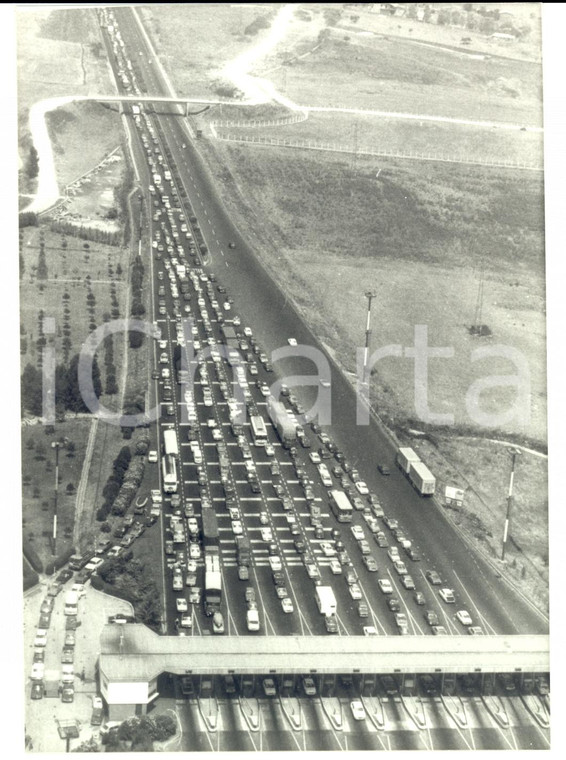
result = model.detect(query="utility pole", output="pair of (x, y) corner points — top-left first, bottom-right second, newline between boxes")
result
(51, 441), (61, 556)
(501, 448), (520, 561)
(362, 290), (377, 387)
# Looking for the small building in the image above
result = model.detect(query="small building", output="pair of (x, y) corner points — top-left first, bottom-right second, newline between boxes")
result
(489, 32), (516, 41)
(445, 486), (465, 509)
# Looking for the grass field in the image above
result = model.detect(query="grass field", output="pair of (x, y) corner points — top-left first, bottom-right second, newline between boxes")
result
(140, 3), (276, 99)
(46, 102), (122, 189)
(21, 420), (92, 567)
(267, 33), (542, 125)
(17, 6), (116, 195)
(19, 225), (128, 413)
(219, 110), (543, 168)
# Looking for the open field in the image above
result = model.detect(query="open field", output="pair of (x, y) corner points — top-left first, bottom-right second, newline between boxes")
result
(140, 3), (277, 99)
(19, 225), (128, 411)
(413, 435), (548, 609)
(267, 33), (542, 125)
(21, 420), (92, 567)
(217, 110), (543, 168)
(45, 102), (122, 190)
(16, 7), (114, 147)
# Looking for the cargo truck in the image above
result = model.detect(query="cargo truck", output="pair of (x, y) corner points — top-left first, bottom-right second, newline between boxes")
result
(396, 447), (420, 474)
(202, 508), (219, 550)
(204, 552), (222, 615)
(315, 586), (337, 617)
(236, 535), (251, 567)
(267, 397), (297, 448)
(408, 461), (436, 496)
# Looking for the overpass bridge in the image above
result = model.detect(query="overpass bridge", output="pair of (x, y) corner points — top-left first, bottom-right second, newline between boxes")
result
(99, 624), (549, 718)
(76, 93), (230, 116)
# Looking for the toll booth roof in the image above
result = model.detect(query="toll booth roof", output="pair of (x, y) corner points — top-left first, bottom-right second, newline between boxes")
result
(99, 625), (549, 682)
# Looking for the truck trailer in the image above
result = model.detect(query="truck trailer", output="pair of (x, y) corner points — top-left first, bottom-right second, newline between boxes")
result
(396, 447), (420, 474)
(163, 429), (179, 457)
(204, 551), (222, 615)
(408, 461), (436, 496)
(202, 508), (219, 550)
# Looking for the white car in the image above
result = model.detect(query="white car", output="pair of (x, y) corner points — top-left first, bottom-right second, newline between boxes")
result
(438, 588), (456, 604)
(319, 542), (336, 557)
(259, 512), (269, 525)
(186, 560), (197, 574)
(71, 583), (86, 598)
(180, 613), (192, 628)
(212, 428), (223, 441)
(244, 327), (252, 337)
(309, 452), (321, 464)
(189, 543), (201, 560)
(351, 525), (365, 541)
(151, 490), (162, 503)
(265, 444), (275, 456)
(148, 450), (158, 463)
(363, 626), (378, 636)
(320, 379), (331, 388)
(269, 556), (282, 572)
(355, 481), (369, 495)
(31, 663), (45, 680)
(232, 520), (243, 535)
(350, 700), (366, 721)
(176, 598), (188, 613)
(92, 696), (103, 710)
(281, 597), (294, 613)
(456, 609), (473, 626)
(261, 528), (273, 542)
(349, 583), (362, 600)
(288, 338), (298, 346)
(439, 588), (456, 603)
(330, 559), (342, 574)
(378, 578), (393, 594)
(85, 557), (104, 572)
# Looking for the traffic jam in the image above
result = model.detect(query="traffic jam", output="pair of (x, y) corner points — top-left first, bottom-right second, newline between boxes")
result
(129, 104), (483, 643)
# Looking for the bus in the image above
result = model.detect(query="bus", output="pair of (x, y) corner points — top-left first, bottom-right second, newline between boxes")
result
(163, 429), (179, 457)
(162, 454), (178, 493)
(329, 489), (353, 523)
(250, 415), (268, 446)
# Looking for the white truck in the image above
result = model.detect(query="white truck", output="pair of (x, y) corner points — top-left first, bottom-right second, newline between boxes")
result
(163, 429), (179, 457)
(315, 586), (337, 617)
(396, 447), (420, 474)
(408, 461), (436, 496)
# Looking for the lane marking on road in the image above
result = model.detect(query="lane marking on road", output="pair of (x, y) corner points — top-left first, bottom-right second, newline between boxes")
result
(452, 569), (498, 635)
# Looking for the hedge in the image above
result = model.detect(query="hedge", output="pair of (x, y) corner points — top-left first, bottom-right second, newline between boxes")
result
(23, 542), (43, 573)
(44, 545), (76, 576)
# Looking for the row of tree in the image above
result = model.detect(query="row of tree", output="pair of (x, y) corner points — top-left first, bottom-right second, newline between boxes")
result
(96, 445), (132, 521)
(50, 219), (122, 246)
(21, 355), (102, 417)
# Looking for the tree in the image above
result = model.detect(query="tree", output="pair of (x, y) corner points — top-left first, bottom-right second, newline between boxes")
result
(26, 146), (39, 179)
(66, 482), (75, 494)
(21, 363), (43, 416)
(65, 354), (102, 413)
(66, 441), (76, 457)
(437, 9), (451, 25)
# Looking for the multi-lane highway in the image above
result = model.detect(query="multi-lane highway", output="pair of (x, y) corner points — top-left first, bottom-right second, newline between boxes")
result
(108, 5), (547, 638)
(89, 6), (551, 750)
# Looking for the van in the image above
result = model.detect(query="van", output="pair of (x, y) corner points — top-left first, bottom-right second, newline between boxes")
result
(246, 609), (260, 631)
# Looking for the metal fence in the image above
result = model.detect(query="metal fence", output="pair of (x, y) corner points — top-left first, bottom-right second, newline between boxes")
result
(216, 133), (543, 171)
(210, 111), (308, 129)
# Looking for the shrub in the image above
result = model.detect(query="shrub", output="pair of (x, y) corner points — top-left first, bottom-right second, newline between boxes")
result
(23, 542), (43, 573)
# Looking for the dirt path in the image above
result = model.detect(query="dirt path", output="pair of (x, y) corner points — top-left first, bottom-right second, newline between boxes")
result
(72, 416), (99, 549)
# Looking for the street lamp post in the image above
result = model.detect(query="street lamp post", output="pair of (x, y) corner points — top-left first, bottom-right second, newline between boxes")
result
(362, 290), (377, 387)
(51, 441), (61, 556)
(501, 448), (520, 561)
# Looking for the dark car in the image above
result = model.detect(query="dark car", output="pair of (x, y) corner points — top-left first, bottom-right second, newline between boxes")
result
(378, 464), (391, 476)
(61, 686), (74, 703)
(294, 540), (306, 554)
(61, 648), (74, 664)
(387, 597), (401, 612)
(57, 569), (73, 584)
(424, 609), (440, 626)
(31, 682), (44, 700)
(272, 572), (285, 587)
